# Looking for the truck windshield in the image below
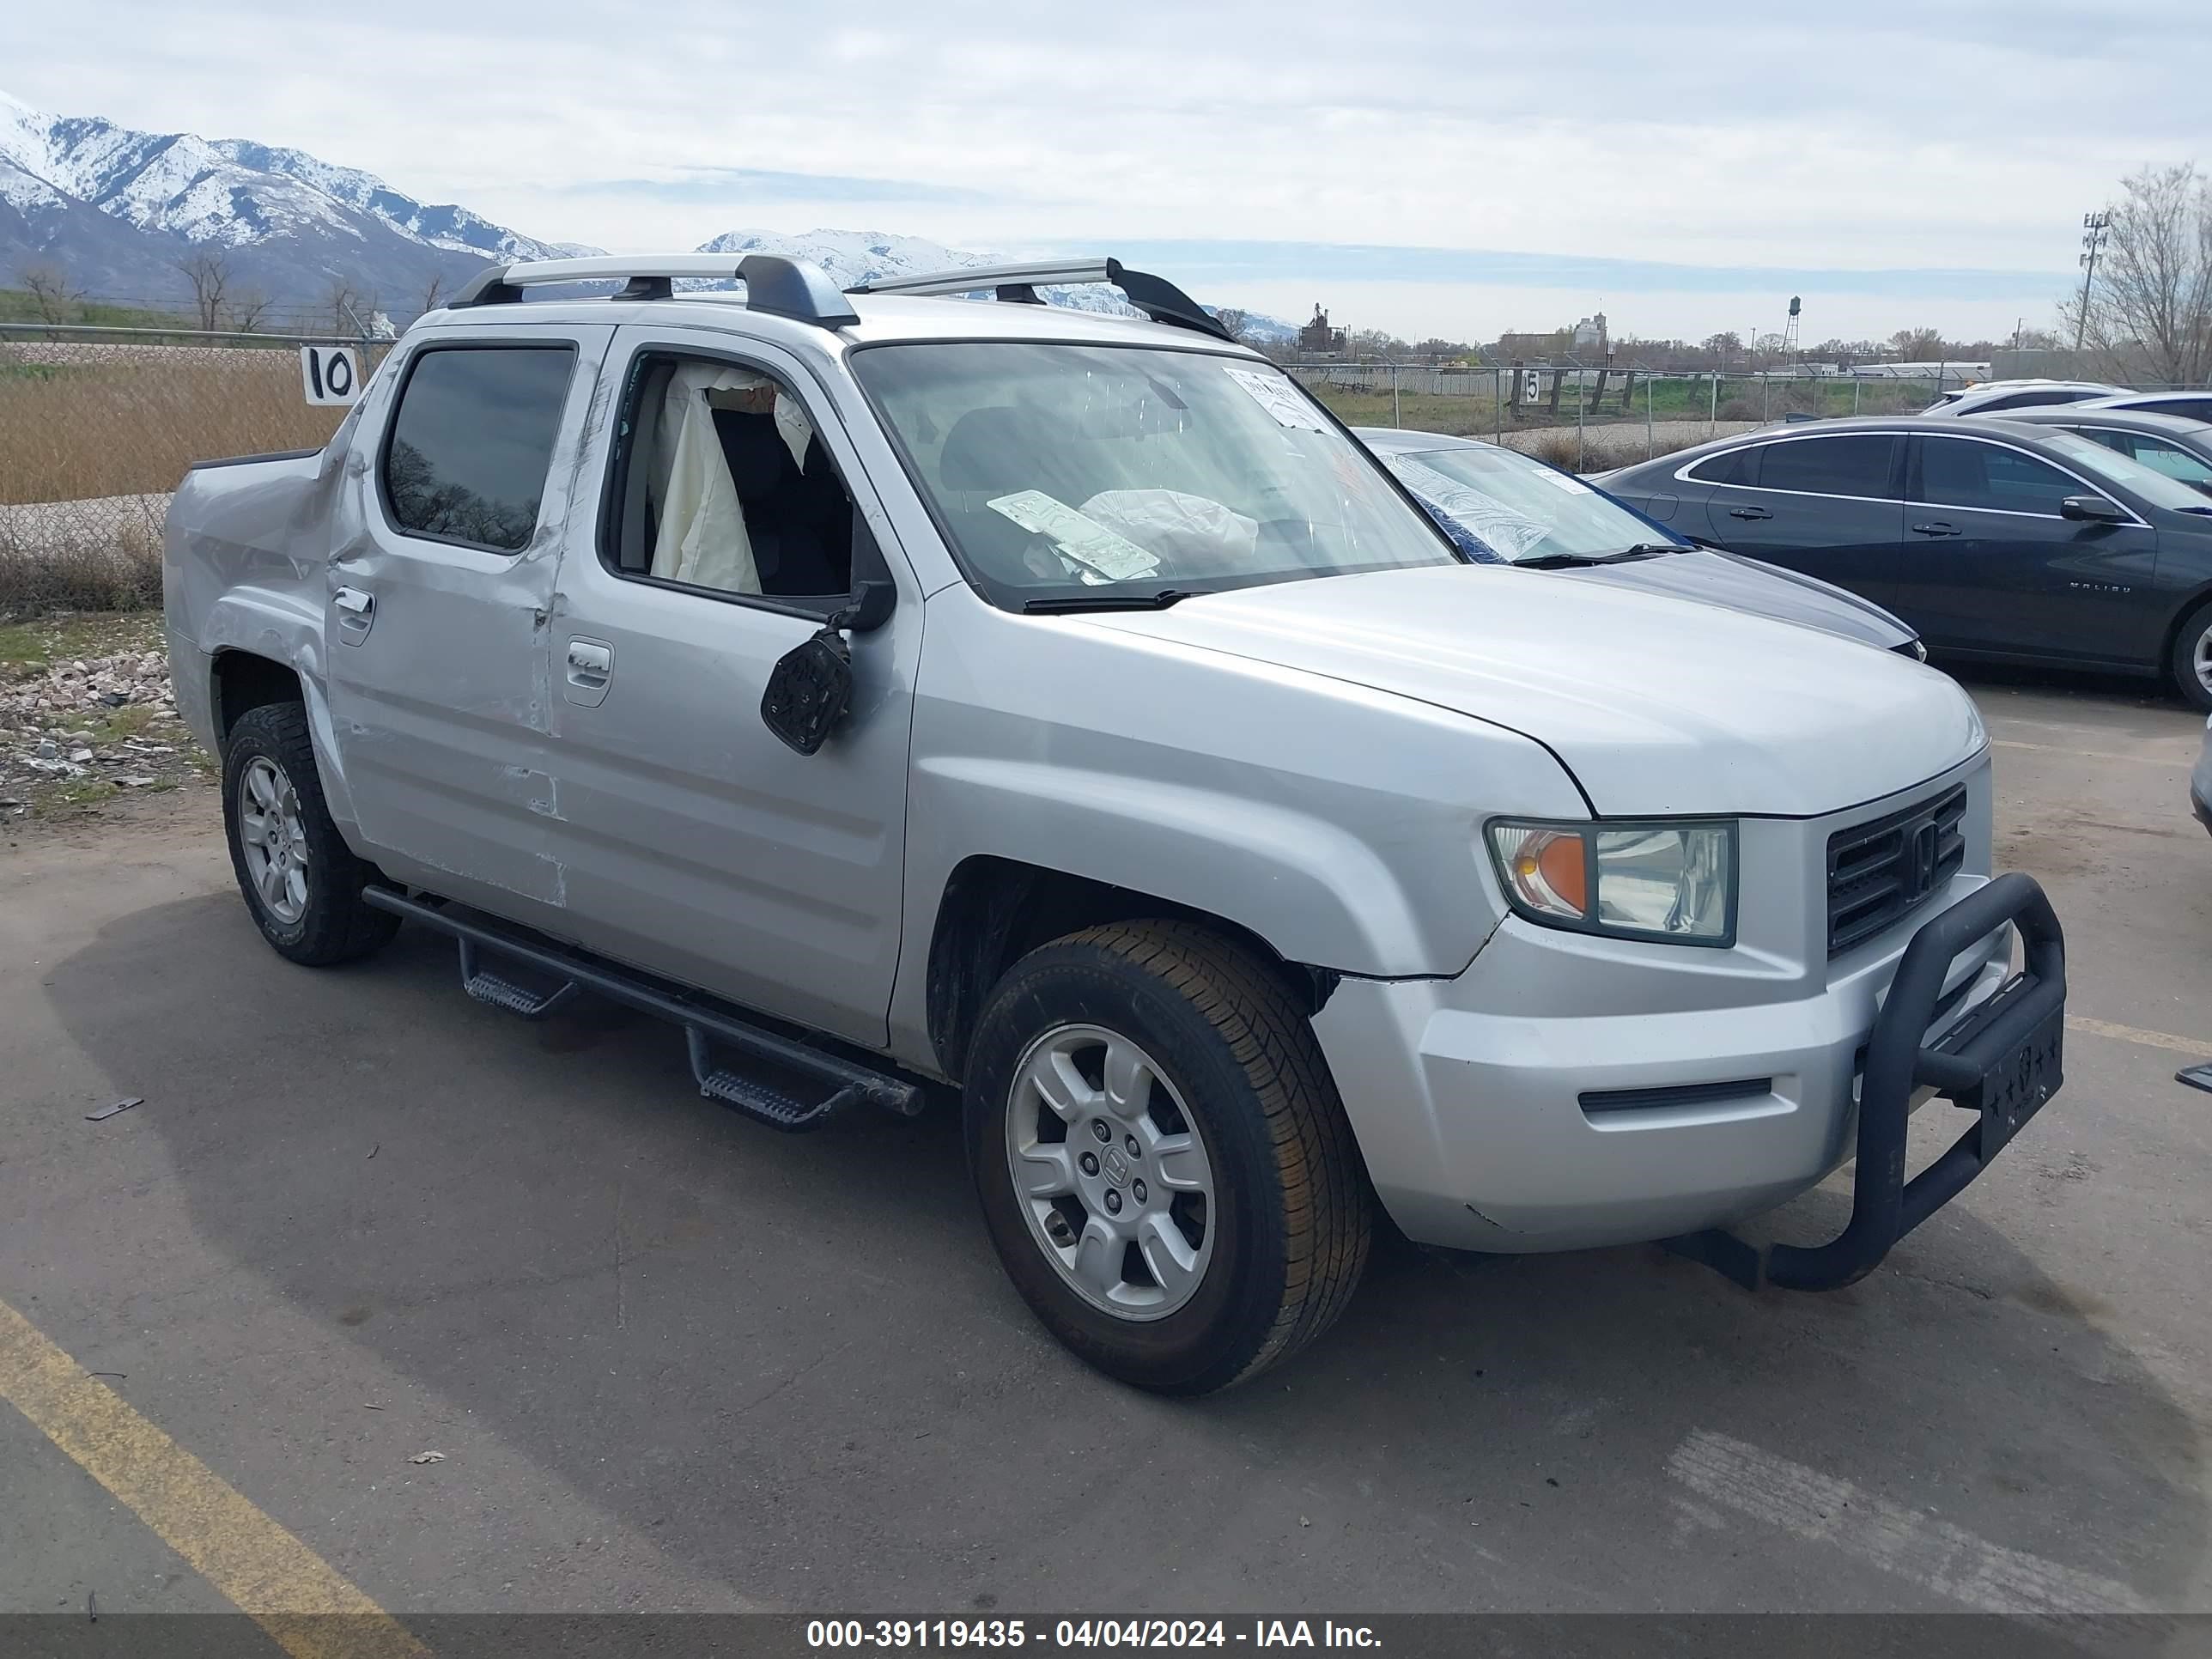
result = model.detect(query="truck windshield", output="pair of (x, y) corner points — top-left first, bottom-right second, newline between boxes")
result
(849, 343), (1455, 608)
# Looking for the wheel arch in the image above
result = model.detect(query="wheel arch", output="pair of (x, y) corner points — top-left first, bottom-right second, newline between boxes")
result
(210, 649), (304, 749)
(922, 854), (1340, 1084)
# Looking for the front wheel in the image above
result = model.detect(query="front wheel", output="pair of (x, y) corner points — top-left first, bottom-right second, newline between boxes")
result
(2171, 599), (2212, 712)
(221, 702), (399, 965)
(964, 921), (1370, 1395)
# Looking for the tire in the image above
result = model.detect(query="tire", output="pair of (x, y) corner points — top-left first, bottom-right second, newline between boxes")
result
(221, 702), (399, 966)
(2171, 599), (2212, 712)
(964, 921), (1370, 1395)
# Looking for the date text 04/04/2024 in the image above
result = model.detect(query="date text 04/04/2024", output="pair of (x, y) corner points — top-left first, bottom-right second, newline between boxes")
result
(805, 1620), (1382, 1649)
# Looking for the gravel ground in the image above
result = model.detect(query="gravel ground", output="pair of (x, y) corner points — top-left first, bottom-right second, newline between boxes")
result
(0, 611), (208, 826)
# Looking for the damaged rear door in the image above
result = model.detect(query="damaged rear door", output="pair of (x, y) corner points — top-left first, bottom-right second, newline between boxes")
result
(323, 324), (614, 924)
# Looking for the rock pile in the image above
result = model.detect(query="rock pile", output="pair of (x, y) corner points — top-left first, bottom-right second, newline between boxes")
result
(0, 647), (201, 814)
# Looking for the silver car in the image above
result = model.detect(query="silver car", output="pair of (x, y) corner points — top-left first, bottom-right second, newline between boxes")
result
(163, 253), (2069, 1392)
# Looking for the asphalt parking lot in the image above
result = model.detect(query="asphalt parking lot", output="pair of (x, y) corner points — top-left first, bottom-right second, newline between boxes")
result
(2, 672), (2208, 1631)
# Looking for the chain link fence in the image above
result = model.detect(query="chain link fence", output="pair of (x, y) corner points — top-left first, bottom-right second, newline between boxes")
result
(0, 324), (393, 617)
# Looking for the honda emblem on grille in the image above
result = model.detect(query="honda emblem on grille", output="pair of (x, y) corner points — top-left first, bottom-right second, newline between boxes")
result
(1905, 821), (1940, 900)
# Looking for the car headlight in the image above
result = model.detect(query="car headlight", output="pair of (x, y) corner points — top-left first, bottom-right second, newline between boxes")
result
(1485, 819), (1737, 945)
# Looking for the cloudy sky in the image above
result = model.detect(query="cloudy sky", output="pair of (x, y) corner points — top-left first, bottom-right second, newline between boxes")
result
(15, 0), (2207, 343)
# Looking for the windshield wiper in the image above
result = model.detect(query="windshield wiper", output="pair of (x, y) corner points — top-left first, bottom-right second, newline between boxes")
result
(1516, 543), (1688, 569)
(1022, 587), (1203, 614)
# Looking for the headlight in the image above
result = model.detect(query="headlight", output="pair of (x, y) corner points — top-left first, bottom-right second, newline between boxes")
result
(1485, 819), (1736, 945)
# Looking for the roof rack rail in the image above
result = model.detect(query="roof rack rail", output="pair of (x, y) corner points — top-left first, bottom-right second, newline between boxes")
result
(848, 258), (1231, 342)
(447, 253), (860, 328)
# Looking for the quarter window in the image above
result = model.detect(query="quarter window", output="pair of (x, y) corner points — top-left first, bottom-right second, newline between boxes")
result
(1686, 446), (1761, 487)
(1914, 438), (2080, 515)
(381, 346), (575, 552)
(1751, 434), (1897, 498)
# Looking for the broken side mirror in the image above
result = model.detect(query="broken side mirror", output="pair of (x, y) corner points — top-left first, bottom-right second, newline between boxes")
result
(758, 580), (895, 756)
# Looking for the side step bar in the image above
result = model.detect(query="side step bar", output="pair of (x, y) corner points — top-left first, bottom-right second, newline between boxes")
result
(362, 888), (924, 1132)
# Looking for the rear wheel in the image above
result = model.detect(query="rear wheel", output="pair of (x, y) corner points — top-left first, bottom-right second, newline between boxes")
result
(221, 702), (398, 965)
(964, 921), (1370, 1394)
(2172, 599), (2212, 712)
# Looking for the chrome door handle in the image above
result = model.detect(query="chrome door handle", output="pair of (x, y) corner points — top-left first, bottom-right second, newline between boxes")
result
(563, 637), (615, 707)
(333, 586), (375, 643)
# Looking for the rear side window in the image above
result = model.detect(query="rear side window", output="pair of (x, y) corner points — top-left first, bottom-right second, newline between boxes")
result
(1686, 446), (1761, 486)
(381, 345), (576, 552)
(1915, 437), (2079, 514)
(1751, 434), (1897, 498)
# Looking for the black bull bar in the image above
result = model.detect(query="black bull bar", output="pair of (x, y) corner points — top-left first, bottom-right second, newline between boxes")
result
(1668, 871), (2066, 1291)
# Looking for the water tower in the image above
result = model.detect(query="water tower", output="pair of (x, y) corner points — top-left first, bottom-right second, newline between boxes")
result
(1780, 295), (1802, 356)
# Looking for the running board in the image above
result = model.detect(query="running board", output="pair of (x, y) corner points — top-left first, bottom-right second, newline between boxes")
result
(362, 888), (925, 1131)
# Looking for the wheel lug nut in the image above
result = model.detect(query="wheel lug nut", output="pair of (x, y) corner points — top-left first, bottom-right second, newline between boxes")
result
(1132, 1179), (1148, 1203)
(1103, 1189), (1122, 1215)
(1079, 1152), (1099, 1176)
(1091, 1120), (1111, 1143)
(1125, 1134), (1141, 1159)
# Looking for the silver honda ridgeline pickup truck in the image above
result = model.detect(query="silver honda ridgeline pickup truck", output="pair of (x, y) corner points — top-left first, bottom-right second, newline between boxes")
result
(165, 254), (2068, 1394)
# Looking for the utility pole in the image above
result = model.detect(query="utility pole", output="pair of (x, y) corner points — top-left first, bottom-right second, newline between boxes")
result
(2075, 210), (2110, 352)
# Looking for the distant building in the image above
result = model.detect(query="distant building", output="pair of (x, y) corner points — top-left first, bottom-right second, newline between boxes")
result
(1571, 312), (1608, 354)
(1298, 304), (1346, 356)
(1498, 313), (1609, 363)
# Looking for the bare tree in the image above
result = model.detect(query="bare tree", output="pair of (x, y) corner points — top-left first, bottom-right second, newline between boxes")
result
(19, 262), (82, 323)
(417, 273), (447, 320)
(175, 249), (232, 331)
(1210, 306), (1248, 341)
(1888, 326), (1945, 361)
(325, 277), (377, 337)
(2061, 163), (2212, 386)
(228, 289), (272, 332)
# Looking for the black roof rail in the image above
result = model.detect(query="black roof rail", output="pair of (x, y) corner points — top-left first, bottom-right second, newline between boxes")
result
(847, 258), (1233, 342)
(446, 254), (860, 328)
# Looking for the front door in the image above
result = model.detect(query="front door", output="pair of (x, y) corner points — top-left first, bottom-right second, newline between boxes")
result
(1694, 430), (1908, 611)
(323, 325), (614, 927)
(1899, 434), (2160, 664)
(541, 325), (920, 1048)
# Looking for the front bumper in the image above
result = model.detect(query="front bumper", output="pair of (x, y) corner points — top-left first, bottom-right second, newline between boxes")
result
(1312, 869), (2062, 1279)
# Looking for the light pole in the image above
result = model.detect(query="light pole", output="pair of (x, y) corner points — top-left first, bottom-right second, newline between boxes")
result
(2075, 210), (2110, 353)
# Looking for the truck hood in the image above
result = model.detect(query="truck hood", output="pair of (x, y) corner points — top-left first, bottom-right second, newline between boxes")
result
(1082, 564), (1983, 817)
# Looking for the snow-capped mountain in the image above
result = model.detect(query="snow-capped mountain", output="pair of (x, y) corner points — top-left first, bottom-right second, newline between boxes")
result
(696, 228), (1295, 341)
(0, 88), (587, 313)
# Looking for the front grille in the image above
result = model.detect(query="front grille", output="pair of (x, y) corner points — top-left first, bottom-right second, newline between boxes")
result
(1826, 785), (1968, 957)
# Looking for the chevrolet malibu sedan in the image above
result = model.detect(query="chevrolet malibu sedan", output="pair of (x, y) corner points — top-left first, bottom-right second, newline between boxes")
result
(1597, 416), (2212, 709)
(1356, 428), (1923, 657)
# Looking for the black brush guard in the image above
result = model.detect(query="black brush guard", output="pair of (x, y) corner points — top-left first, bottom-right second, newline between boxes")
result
(1667, 872), (2066, 1291)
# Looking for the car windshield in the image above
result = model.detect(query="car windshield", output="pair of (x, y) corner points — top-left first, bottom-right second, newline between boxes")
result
(2041, 430), (2212, 513)
(848, 343), (1455, 608)
(1377, 443), (1685, 563)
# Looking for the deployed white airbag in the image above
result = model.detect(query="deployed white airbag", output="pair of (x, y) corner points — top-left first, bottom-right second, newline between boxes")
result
(1079, 489), (1259, 572)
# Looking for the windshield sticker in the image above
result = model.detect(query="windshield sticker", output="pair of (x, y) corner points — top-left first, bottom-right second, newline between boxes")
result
(1224, 366), (1327, 431)
(1386, 458), (1553, 560)
(1532, 468), (1592, 494)
(988, 489), (1164, 582)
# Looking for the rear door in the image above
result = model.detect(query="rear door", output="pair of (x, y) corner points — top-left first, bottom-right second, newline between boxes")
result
(1692, 431), (1907, 609)
(324, 324), (615, 924)
(1899, 433), (2160, 664)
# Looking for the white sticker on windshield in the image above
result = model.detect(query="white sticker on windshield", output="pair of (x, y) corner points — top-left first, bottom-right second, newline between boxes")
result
(988, 489), (1164, 581)
(1532, 468), (1592, 494)
(1224, 366), (1326, 431)
(1386, 458), (1553, 559)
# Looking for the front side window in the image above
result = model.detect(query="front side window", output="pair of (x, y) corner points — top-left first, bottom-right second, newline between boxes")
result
(1914, 438), (2081, 514)
(381, 346), (575, 552)
(2106, 434), (2212, 492)
(849, 343), (1453, 607)
(2039, 428), (2212, 513)
(1751, 434), (1898, 498)
(602, 352), (862, 605)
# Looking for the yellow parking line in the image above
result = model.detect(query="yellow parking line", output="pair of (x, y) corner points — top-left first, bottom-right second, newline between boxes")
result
(0, 1297), (428, 1659)
(2066, 1016), (2209, 1057)
(1992, 738), (2189, 768)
